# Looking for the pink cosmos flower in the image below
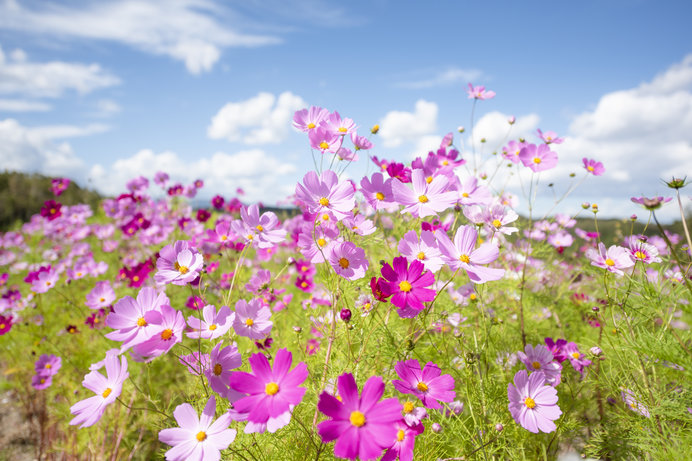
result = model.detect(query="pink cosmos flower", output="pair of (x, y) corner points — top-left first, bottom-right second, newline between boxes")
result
(70, 355), (129, 428)
(628, 240), (661, 264)
(297, 222), (342, 263)
(482, 205), (519, 236)
(391, 169), (457, 218)
(467, 83), (496, 100)
(186, 305), (235, 340)
(582, 158), (605, 176)
(105, 287), (169, 350)
(159, 395), (236, 461)
(536, 129), (564, 144)
(631, 196), (672, 210)
(234, 204), (286, 249)
(392, 359), (455, 410)
(35, 354), (62, 377)
(519, 143), (558, 172)
(401, 401), (428, 427)
(309, 126), (342, 154)
(436, 225), (504, 284)
(517, 344), (562, 387)
(32, 373), (53, 390)
(205, 343), (242, 399)
(397, 230), (444, 273)
(85, 281), (115, 310)
(228, 348), (308, 433)
(293, 106), (330, 131)
(30, 267), (59, 293)
(621, 389), (650, 418)
(457, 177), (492, 206)
(507, 370), (562, 433)
(155, 240), (204, 286)
(351, 132), (373, 151)
(232, 299), (272, 340)
(585, 242), (634, 276)
(380, 257), (436, 318)
(360, 172), (398, 212)
(544, 337), (569, 363)
(51, 178), (70, 196)
(342, 214), (376, 236)
(563, 342), (591, 376)
(40, 200), (62, 220)
(323, 111), (357, 136)
(295, 170), (356, 220)
(132, 304), (186, 360)
(502, 140), (528, 164)
(328, 241), (369, 281)
(381, 419), (424, 461)
(317, 373), (403, 461)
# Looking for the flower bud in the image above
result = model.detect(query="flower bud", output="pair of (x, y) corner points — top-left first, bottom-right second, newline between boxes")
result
(457, 126), (465, 133)
(665, 176), (688, 189)
(630, 214), (637, 221)
(371, 124), (380, 134)
(431, 422), (442, 433)
(495, 423), (504, 432)
(340, 308), (352, 323)
(292, 326), (302, 334)
(590, 346), (603, 356)
(508, 116), (516, 125)
(581, 202), (590, 209)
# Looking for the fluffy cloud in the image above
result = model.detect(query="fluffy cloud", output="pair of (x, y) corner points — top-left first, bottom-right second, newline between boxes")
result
(207, 91), (307, 144)
(0, 44), (120, 98)
(395, 67), (483, 89)
(88, 148), (298, 204)
(0, 98), (51, 112)
(471, 111), (540, 149)
(378, 100), (438, 149)
(0, 0), (281, 74)
(0, 118), (87, 177)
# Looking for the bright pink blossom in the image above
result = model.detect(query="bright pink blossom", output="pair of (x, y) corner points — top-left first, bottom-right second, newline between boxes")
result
(391, 169), (457, 218)
(380, 257), (436, 318)
(392, 359), (455, 410)
(519, 143), (558, 172)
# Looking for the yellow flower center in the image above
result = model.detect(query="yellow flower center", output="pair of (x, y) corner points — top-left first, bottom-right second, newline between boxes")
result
(339, 257), (350, 269)
(462, 192), (469, 198)
(403, 401), (414, 414)
(196, 431), (207, 442)
(133, 276), (139, 282)
(338, 127), (348, 133)
(319, 141), (330, 150)
(319, 197), (330, 206)
(161, 329), (173, 340)
(587, 165), (595, 172)
(209, 324), (217, 331)
(532, 361), (541, 370)
(416, 382), (428, 392)
(634, 251), (645, 260)
(459, 254), (470, 263)
(605, 258), (615, 266)
(375, 192), (385, 200)
(307, 122), (316, 129)
(256, 225), (264, 232)
(45, 364), (52, 369)
(418, 195), (429, 203)
(137, 317), (147, 327)
(492, 219), (502, 228)
(417, 252), (425, 260)
(0, 324), (4, 330)
(265, 382), (279, 395)
(349, 411), (366, 427)
(40, 378), (45, 384)
(399, 281), (412, 292)
(245, 318), (254, 326)
(524, 397), (536, 409)
(99, 297), (105, 303)
(397, 429), (405, 441)
(317, 238), (326, 248)
(571, 352), (580, 359)
(174, 261), (189, 274)
(301, 281), (308, 288)
(213, 363), (223, 376)
(469, 293), (477, 300)
(221, 235), (227, 241)
(322, 213), (330, 221)
(533, 157), (542, 164)
(102, 388), (112, 398)
(426, 176), (433, 184)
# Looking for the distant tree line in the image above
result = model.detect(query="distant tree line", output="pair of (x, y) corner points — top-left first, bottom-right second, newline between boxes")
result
(0, 171), (103, 231)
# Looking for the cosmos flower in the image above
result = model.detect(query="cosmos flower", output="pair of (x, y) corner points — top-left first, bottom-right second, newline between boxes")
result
(391, 169), (457, 218)
(392, 359), (456, 410)
(328, 241), (369, 281)
(536, 128), (564, 144)
(507, 370), (562, 433)
(585, 242), (634, 276)
(467, 83), (496, 100)
(204, 343), (242, 399)
(35, 354), (62, 377)
(293, 106), (330, 132)
(582, 158), (605, 176)
(159, 395), (237, 461)
(379, 257), (436, 318)
(105, 287), (170, 350)
(295, 170), (356, 220)
(85, 281), (116, 310)
(621, 388), (650, 418)
(232, 299), (273, 340)
(70, 354), (129, 428)
(397, 230), (444, 273)
(519, 143), (558, 172)
(317, 373), (402, 461)
(517, 344), (562, 387)
(155, 241), (204, 286)
(132, 304), (186, 360)
(186, 304), (235, 340)
(228, 348), (308, 433)
(436, 225), (504, 284)
(381, 419), (424, 461)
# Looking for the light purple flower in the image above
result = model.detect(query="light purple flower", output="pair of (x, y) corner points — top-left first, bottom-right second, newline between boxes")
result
(467, 83), (496, 100)
(295, 170), (356, 220)
(586, 242), (634, 276)
(436, 225), (504, 284)
(536, 128), (564, 144)
(507, 370), (562, 433)
(232, 299), (272, 340)
(70, 355), (129, 428)
(85, 281), (116, 310)
(35, 354), (62, 377)
(293, 106), (330, 132)
(133, 304), (186, 360)
(159, 395), (236, 461)
(186, 305), (235, 340)
(391, 169), (457, 218)
(519, 143), (558, 172)
(392, 359), (455, 410)
(582, 158), (605, 176)
(328, 241), (369, 281)
(517, 344), (562, 387)
(621, 389), (650, 418)
(105, 287), (169, 350)
(155, 241), (204, 286)
(205, 342), (243, 399)
(360, 172), (398, 212)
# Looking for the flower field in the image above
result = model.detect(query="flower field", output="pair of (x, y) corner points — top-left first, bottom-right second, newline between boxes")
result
(1, 86), (691, 461)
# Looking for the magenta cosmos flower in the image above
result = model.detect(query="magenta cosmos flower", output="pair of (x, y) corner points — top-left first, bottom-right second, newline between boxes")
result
(436, 225), (504, 284)
(508, 370), (562, 433)
(329, 241), (369, 281)
(186, 304), (235, 340)
(317, 373), (403, 461)
(35, 354), (62, 377)
(228, 348), (308, 433)
(380, 257), (436, 318)
(205, 342), (242, 399)
(585, 242), (634, 276)
(391, 169), (457, 218)
(392, 359), (455, 410)
(159, 395), (236, 461)
(70, 354), (129, 428)
(381, 419), (424, 461)
(295, 169), (356, 220)
(155, 240), (204, 286)
(582, 158), (605, 176)
(519, 143), (558, 172)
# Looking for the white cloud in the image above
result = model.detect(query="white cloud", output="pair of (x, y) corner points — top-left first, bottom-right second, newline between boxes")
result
(378, 100), (438, 148)
(0, 118), (86, 177)
(32, 123), (110, 139)
(395, 67), (483, 89)
(0, 98), (51, 112)
(88, 148), (298, 204)
(0, 0), (281, 74)
(470, 111), (540, 148)
(0, 44), (120, 98)
(92, 99), (121, 117)
(207, 91), (307, 144)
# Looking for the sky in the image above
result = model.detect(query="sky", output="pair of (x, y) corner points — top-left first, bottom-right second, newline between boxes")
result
(0, 0), (691, 222)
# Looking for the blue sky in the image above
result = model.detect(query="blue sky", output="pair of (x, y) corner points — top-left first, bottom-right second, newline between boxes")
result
(0, 0), (691, 221)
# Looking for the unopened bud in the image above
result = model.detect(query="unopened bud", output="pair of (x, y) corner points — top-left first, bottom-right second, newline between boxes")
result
(292, 326), (302, 334)
(630, 214), (637, 221)
(665, 176), (688, 189)
(495, 423), (504, 432)
(431, 422), (442, 433)
(569, 172), (576, 178)
(457, 126), (465, 133)
(480, 138), (486, 143)
(581, 202), (590, 209)
(590, 346), (603, 356)
(508, 116), (516, 125)
(340, 308), (352, 323)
